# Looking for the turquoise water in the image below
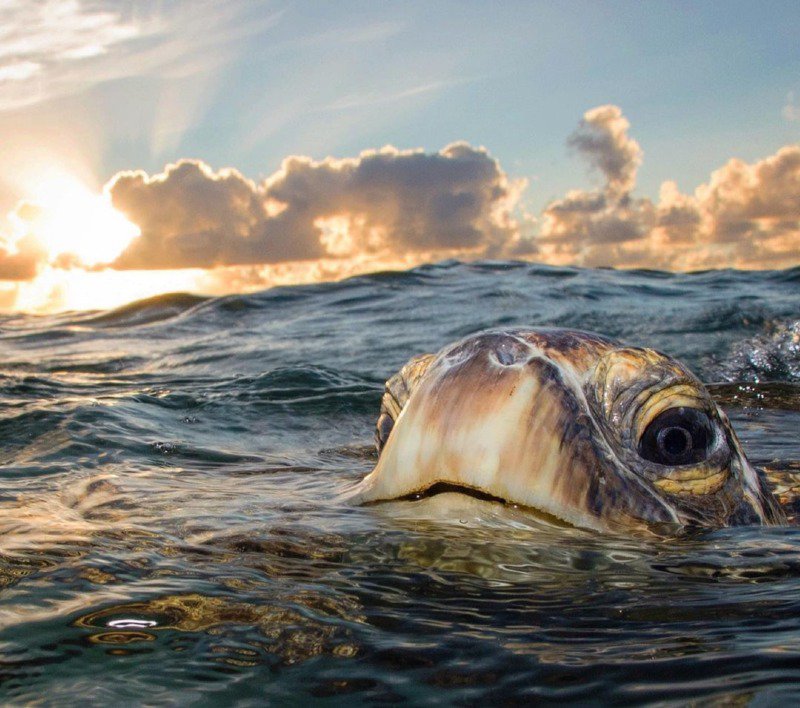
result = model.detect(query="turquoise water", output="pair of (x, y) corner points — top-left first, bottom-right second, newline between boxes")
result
(1, 261), (800, 704)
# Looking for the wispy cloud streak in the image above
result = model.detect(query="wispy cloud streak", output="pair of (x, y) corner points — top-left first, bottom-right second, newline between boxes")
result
(0, 0), (140, 110)
(0, 0), (280, 113)
(321, 81), (455, 112)
(784, 92), (800, 123)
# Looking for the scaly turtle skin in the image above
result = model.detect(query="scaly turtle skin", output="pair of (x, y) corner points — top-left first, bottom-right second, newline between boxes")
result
(353, 328), (787, 532)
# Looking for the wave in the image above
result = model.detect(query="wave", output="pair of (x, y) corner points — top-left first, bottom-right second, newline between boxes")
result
(78, 291), (210, 328)
(207, 365), (382, 417)
(708, 382), (800, 411)
(714, 320), (800, 383)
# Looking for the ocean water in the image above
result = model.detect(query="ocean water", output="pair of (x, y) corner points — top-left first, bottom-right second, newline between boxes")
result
(2, 260), (800, 704)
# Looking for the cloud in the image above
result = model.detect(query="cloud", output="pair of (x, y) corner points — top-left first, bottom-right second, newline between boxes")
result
(784, 92), (800, 122)
(81, 110), (800, 278)
(2, 103), (799, 310)
(0, 1), (278, 114)
(108, 144), (529, 270)
(0, 61), (42, 83)
(320, 80), (460, 112)
(539, 107), (800, 270)
(0, 0), (138, 110)
(0, 202), (48, 280)
(0, 1), (139, 69)
(567, 105), (643, 200)
(0, 241), (45, 280)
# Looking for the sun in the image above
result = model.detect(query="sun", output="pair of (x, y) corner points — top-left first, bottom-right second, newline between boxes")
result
(0, 169), (209, 313)
(21, 170), (140, 266)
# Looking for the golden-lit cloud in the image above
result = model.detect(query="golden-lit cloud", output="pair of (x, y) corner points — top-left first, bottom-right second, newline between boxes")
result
(105, 106), (797, 282)
(539, 107), (800, 270)
(1, 104), (799, 312)
(0, 231), (46, 281)
(108, 144), (529, 270)
(1, 170), (140, 279)
(0, 170), (150, 310)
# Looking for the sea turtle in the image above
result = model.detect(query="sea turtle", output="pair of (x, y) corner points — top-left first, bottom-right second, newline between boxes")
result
(353, 328), (792, 532)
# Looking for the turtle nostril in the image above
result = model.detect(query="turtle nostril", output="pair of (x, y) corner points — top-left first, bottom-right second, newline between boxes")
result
(496, 349), (515, 365)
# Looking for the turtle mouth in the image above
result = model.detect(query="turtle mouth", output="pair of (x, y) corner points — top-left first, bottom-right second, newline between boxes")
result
(395, 481), (508, 504)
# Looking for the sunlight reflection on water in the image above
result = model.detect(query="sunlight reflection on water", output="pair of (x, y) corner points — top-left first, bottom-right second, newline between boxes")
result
(1, 263), (800, 702)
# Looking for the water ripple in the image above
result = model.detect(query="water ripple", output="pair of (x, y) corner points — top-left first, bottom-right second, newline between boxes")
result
(1, 261), (800, 702)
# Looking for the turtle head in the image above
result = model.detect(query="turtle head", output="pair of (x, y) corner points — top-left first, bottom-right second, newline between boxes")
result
(356, 329), (784, 532)
(586, 346), (784, 529)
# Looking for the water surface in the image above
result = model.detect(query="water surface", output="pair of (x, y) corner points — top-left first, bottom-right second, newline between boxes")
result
(2, 261), (800, 704)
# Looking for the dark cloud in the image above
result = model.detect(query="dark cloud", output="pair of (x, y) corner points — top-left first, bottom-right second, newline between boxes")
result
(107, 124), (800, 274)
(567, 105), (642, 200)
(109, 144), (526, 270)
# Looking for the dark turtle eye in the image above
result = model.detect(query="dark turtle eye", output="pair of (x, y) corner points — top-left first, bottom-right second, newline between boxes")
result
(638, 407), (714, 466)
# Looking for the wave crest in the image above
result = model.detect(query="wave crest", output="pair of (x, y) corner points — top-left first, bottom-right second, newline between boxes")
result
(716, 320), (800, 383)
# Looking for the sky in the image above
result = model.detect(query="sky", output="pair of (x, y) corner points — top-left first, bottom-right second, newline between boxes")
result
(0, 0), (798, 312)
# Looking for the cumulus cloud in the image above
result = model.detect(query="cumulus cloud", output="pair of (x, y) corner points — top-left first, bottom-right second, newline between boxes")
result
(2, 104), (799, 305)
(567, 105), (642, 200)
(539, 107), (800, 270)
(0, 238), (46, 280)
(0, 203), (48, 279)
(108, 144), (529, 271)
(90, 113), (800, 278)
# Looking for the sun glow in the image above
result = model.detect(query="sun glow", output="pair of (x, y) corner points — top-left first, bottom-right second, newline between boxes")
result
(0, 170), (212, 313)
(17, 171), (140, 266)
(5, 267), (208, 314)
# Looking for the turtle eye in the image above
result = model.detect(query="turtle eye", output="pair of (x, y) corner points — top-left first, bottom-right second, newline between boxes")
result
(638, 407), (714, 466)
